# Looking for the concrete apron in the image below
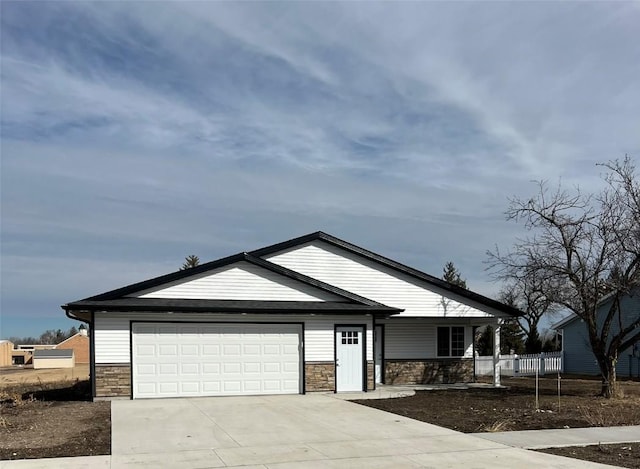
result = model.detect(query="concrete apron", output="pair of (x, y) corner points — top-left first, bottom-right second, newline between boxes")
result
(0, 394), (619, 469)
(108, 393), (617, 469)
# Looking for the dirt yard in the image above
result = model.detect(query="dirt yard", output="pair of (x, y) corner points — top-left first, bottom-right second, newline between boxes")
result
(0, 369), (109, 461)
(355, 376), (640, 433)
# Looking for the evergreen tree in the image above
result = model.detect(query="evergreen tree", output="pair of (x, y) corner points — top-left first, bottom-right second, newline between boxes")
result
(181, 255), (200, 270)
(475, 321), (525, 356)
(442, 261), (467, 289)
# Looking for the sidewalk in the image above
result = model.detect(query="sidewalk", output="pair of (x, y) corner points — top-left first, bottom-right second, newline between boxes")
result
(471, 425), (640, 449)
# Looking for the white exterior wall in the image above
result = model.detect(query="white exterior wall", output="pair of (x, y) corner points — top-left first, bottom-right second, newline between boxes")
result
(33, 356), (75, 369)
(94, 312), (373, 365)
(131, 261), (341, 302)
(379, 320), (474, 359)
(266, 242), (498, 318)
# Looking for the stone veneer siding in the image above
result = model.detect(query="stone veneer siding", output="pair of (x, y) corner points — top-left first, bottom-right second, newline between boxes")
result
(367, 360), (375, 391)
(305, 361), (374, 392)
(95, 364), (131, 398)
(305, 362), (335, 391)
(384, 359), (474, 385)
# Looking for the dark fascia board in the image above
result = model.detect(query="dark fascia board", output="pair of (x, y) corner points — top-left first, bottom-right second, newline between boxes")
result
(63, 298), (401, 316)
(250, 231), (523, 317)
(68, 251), (381, 307)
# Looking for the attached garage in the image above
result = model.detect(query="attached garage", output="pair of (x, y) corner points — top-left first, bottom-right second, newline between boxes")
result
(132, 322), (302, 398)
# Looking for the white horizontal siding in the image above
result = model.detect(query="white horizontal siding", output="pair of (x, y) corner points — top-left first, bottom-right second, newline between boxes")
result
(94, 315), (131, 363)
(94, 312), (373, 365)
(379, 321), (474, 359)
(265, 242), (497, 318)
(131, 261), (341, 302)
(304, 317), (373, 362)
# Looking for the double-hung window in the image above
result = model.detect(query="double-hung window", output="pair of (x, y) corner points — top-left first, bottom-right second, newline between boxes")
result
(437, 326), (465, 357)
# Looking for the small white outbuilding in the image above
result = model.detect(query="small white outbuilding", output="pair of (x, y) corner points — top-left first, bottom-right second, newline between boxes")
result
(32, 348), (75, 369)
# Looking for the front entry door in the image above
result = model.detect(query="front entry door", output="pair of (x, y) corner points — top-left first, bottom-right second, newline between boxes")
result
(335, 326), (364, 392)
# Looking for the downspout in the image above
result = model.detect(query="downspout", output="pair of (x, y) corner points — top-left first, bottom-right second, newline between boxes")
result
(64, 307), (95, 399)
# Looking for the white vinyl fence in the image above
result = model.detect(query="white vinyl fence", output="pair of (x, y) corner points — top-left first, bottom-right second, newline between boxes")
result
(475, 352), (563, 377)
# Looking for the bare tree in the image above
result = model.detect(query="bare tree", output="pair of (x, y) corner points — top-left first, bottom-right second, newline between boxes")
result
(489, 156), (640, 398)
(498, 273), (559, 353)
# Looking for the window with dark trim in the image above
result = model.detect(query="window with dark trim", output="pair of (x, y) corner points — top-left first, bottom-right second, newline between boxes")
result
(341, 331), (358, 345)
(437, 326), (465, 357)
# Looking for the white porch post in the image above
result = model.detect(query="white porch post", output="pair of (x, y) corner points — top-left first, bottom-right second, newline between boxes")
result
(493, 319), (502, 387)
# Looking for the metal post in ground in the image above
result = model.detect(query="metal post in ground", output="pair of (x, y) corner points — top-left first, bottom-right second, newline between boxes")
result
(535, 365), (539, 411)
(557, 371), (561, 412)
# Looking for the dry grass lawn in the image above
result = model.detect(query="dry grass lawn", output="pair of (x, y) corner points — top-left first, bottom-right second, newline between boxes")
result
(0, 365), (89, 387)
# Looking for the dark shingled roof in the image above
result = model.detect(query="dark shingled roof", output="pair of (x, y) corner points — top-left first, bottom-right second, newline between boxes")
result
(34, 349), (74, 358)
(62, 231), (521, 318)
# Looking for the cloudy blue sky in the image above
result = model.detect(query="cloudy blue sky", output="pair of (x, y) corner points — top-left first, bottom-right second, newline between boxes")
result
(1, 2), (638, 338)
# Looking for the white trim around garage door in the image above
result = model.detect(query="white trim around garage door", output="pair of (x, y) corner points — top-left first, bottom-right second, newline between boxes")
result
(131, 321), (303, 399)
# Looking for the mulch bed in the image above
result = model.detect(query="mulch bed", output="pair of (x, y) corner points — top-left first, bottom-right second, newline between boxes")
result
(539, 443), (640, 469)
(0, 380), (110, 460)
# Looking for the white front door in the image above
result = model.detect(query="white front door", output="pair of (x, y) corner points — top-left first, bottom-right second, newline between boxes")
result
(374, 325), (383, 384)
(335, 326), (364, 392)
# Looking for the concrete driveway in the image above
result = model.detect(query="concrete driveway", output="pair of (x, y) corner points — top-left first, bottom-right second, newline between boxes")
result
(107, 393), (616, 469)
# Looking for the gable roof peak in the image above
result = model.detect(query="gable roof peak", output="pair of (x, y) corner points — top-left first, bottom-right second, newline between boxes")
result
(251, 231), (522, 317)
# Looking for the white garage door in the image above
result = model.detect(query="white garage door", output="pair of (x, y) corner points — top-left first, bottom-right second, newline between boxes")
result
(132, 322), (302, 399)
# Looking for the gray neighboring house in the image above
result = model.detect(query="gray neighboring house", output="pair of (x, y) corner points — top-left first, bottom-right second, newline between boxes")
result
(554, 287), (640, 378)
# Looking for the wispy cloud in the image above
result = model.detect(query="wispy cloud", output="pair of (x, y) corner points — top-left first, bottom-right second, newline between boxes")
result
(1, 1), (638, 336)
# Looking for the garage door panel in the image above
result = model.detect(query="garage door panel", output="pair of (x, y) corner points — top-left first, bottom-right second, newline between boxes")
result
(136, 344), (156, 357)
(181, 363), (199, 374)
(137, 364), (156, 375)
(181, 344), (199, 356)
(263, 344), (280, 355)
(203, 363), (220, 374)
(223, 362), (241, 374)
(158, 325), (178, 335)
(203, 382), (220, 392)
(223, 344), (241, 356)
(181, 382), (199, 393)
(159, 363), (178, 375)
(132, 322), (301, 398)
(243, 344), (260, 355)
(264, 363), (281, 373)
(283, 380), (299, 391)
(203, 345), (220, 356)
(159, 345), (178, 356)
(243, 362), (260, 373)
